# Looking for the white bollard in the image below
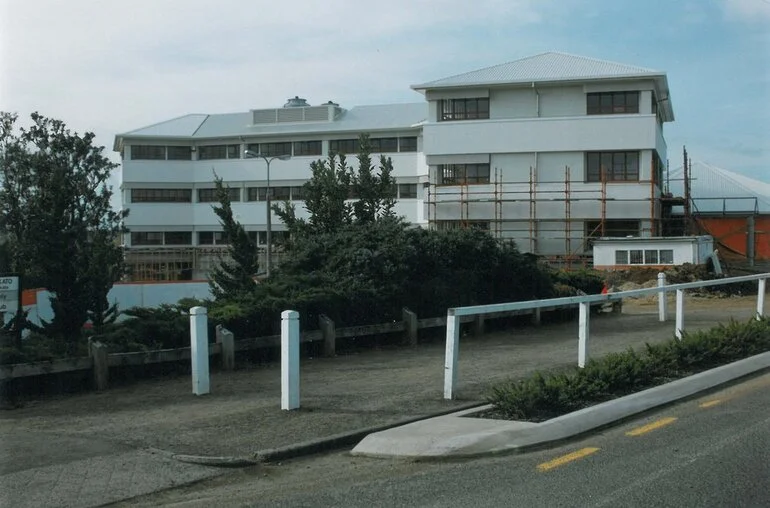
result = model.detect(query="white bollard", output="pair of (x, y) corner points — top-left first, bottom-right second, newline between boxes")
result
(281, 310), (300, 410)
(758, 278), (766, 321)
(675, 289), (685, 340)
(190, 306), (210, 396)
(444, 313), (461, 400)
(657, 272), (668, 322)
(578, 302), (590, 368)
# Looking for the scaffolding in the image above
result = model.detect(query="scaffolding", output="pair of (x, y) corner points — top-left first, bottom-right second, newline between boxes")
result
(427, 161), (689, 269)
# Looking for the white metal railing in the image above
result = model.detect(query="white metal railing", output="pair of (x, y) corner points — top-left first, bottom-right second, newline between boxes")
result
(443, 272), (770, 399)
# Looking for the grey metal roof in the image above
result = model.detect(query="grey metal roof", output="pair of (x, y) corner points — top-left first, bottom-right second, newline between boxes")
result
(116, 103), (427, 145)
(412, 52), (664, 89)
(668, 161), (770, 214)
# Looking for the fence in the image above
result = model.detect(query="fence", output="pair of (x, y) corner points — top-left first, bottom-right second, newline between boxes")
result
(443, 272), (770, 399)
(0, 303), (571, 388)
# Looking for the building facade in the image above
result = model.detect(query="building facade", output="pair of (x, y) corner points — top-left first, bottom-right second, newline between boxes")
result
(114, 52), (675, 281)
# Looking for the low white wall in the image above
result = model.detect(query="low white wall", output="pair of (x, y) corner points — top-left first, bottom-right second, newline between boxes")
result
(24, 281), (213, 328)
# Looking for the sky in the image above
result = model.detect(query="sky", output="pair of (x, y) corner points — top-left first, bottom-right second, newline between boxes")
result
(1, 0), (768, 198)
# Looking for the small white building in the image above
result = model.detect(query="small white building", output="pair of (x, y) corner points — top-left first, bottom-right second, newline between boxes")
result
(592, 236), (714, 270)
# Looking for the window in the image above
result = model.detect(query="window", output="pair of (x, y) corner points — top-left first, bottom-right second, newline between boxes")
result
(438, 164), (490, 185)
(293, 140), (322, 156)
(615, 250), (629, 264)
(272, 187), (291, 200)
(586, 151), (639, 182)
(247, 231), (267, 245)
(644, 249), (658, 264)
(199, 144), (240, 160)
(164, 232), (192, 245)
(659, 249), (674, 264)
(586, 92), (639, 115)
(435, 221), (490, 231)
(131, 232), (163, 246)
(131, 189), (192, 203)
(329, 139), (359, 155)
(167, 146), (192, 160)
(290, 186), (305, 200)
(198, 188), (240, 202)
(370, 137), (398, 153)
(440, 98), (489, 121)
(247, 187), (266, 201)
(629, 250), (643, 264)
(399, 137), (418, 152)
(398, 184), (417, 199)
(261, 142), (292, 157)
(131, 145), (166, 160)
(585, 220), (640, 239)
(198, 231), (225, 245)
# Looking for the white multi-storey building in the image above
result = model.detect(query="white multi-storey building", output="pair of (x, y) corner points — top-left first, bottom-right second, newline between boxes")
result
(114, 52), (674, 281)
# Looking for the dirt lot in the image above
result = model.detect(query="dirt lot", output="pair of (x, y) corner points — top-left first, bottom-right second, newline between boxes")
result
(0, 294), (761, 465)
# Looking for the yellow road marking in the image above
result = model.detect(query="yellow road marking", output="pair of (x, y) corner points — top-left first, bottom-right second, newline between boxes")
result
(625, 417), (678, 437)
(699, 399), (722, 408)
(537, 447), (600, 472)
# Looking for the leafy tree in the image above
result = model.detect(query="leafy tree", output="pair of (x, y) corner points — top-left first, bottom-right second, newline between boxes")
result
(208, 175), (260, 299)
(351, 134), (396, 224)
(0, 112), (127, 348)
(273, 133), (397, 236)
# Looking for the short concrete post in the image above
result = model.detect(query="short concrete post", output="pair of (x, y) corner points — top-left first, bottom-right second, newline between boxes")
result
(319, 314), (336, 357)
(473, 313), (485, 336)
(281, 310), (300, 410)
(657, 272), (668, 322)
(402, 307), (418, 346)
(215, 325), (235, 371)
(578, 302), (590, 368)
(532, 307), (542, 326)
(675, 289), (685, 340)
(190, 306), (210, 396)
(444, 313), (461, 400)
(91, 341), (109, 391)
(757, 278), (766, 321)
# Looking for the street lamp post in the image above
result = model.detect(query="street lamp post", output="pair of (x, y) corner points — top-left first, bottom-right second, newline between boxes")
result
(244, 150), (291, 278)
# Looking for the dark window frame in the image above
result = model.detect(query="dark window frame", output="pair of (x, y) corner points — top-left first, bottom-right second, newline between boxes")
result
(131, 189), (192, 203)
(293, 140), (322, 156)
(587, 92), (639, 115)
(398, 183), (418, 199)
(329, 139), (359, 155)
(399, 137), (418, 152)
(260, 142), (292, 157)
(199, 144), (241, 160)
(439, 98), (490, 121)
(370, 137), (398, 153)
(167, 146), (192, 160)
(586, 151), (640, 182)
(438, 164), (491, 185)
(198, 187), (240, 203)
(131, 145), (166, 160)
(164, 232), (192, 245)
(131, 232), (164, 246)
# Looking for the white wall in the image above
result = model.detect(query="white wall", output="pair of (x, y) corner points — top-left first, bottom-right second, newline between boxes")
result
(489, 88), (537, 119)
(422, 115), (659, 156)
(24, 282), (213, 328)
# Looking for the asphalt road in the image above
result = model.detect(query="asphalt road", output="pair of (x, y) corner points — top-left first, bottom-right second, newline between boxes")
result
(119, 372), (770, 508)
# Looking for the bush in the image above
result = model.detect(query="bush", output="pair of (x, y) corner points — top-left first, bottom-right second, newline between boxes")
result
(95, 304), (191, 352)
(550, 268), (604, 295)
(487, 318), (770, 421)
(212, 222), (556, 337)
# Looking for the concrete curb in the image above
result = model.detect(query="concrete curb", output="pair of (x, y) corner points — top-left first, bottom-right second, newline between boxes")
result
(166, 401), (485, 468)
(352, 351), (770, 459)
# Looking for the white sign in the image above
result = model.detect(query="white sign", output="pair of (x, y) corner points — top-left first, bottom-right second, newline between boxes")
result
(0, 276), (20, 315)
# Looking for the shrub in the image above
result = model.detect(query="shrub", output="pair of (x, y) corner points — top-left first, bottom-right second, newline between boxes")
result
(550, 268), (604, 295)
(487, 318), (770, 421)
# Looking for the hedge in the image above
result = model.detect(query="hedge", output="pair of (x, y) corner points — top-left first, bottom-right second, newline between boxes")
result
(487, 318), (770, 421)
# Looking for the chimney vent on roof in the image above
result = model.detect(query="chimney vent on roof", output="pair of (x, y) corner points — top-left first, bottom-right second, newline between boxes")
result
(325, 100), (339, 107)
(283, 96), (309, 108)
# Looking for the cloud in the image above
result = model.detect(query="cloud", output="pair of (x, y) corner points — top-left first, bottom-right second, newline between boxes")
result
(722, 0), (770, 21)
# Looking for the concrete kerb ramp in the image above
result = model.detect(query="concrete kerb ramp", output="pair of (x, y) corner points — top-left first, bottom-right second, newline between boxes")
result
(351, 351), (770, 460)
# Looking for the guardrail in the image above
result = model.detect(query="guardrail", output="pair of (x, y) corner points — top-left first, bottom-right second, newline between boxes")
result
(443, 273), (770, 399)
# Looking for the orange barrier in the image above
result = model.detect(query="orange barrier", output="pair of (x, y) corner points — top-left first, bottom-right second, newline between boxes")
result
(696, 217), (770, 260)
